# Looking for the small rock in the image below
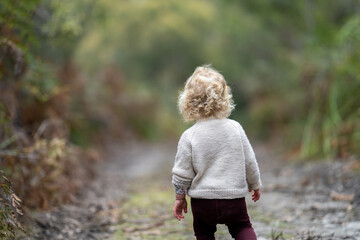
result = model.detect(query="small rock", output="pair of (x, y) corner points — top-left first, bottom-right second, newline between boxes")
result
(345, 221), (360, 230)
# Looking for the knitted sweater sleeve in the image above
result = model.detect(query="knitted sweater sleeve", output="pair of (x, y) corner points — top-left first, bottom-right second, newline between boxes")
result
(240, 127), (262, 190)
(171, 131), (195, 190)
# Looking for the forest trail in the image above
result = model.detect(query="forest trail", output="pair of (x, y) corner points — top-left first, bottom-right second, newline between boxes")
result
(27, 140), (360, 240)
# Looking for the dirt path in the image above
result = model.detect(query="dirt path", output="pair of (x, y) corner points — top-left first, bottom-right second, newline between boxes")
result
(247, 145), (360, 240)
(26, 140), (360, 240)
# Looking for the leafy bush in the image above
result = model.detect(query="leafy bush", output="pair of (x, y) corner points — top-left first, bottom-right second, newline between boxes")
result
(1, 135), (96, 209)
(1, 0), (99, 212)
(300, 14), (360, 159)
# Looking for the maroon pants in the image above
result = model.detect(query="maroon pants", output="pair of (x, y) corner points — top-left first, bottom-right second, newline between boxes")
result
(191, 198), (257, 240)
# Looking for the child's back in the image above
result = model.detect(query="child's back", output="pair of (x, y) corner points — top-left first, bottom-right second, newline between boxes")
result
(173, 118), (261, 199)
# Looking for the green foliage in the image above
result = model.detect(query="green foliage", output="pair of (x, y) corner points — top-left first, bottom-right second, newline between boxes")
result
(23, 58), (59, 102)
(300, 11), (360, 159)
(0, 0), (60, 102)
(337, 15), (360, 46)
(0, 0), (40, 47)
(66, 0), (360, 158)
(37, 0), (96, 61)
(0, 0), (96, 214)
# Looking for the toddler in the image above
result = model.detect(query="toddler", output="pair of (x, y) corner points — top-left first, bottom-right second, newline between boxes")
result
(172, 66), (261, 240)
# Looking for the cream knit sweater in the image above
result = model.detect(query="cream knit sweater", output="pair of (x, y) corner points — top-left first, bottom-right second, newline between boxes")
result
(172, 118), (261, 199)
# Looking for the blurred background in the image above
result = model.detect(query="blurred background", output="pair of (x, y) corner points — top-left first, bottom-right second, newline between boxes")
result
(1, 0), (360, 239)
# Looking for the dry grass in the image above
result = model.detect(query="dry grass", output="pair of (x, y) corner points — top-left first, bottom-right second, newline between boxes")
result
(297, 231), (324, 240)
(0, 170), (24, 240)
(1, 135), (97, 209)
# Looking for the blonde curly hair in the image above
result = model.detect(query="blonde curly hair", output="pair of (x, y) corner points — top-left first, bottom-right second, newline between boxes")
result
(178, 65), (235, 122)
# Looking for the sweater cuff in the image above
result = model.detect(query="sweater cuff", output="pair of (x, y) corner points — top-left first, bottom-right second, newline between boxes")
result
(174, 184), (187, 195)
(248, 180), (262, 190)
(172, 175), (192, 188)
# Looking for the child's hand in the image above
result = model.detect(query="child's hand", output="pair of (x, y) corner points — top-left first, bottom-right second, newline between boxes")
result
(173, 199), (187, 221)
(248, 189), (261, 202)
